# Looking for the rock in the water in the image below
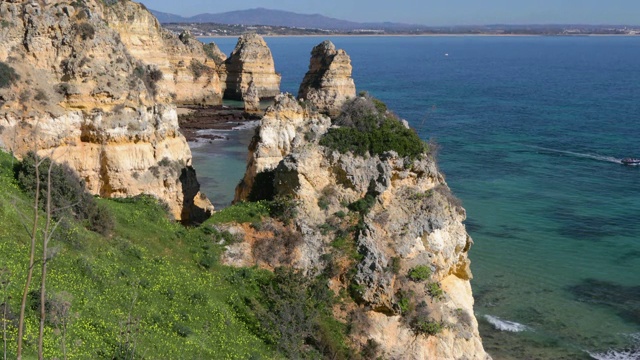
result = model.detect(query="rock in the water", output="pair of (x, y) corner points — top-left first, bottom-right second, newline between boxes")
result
(221, 33), (281, 101)
(0, 0), (213, 221)
(298, 40), (356, 117)
(243, 81), (261, 113)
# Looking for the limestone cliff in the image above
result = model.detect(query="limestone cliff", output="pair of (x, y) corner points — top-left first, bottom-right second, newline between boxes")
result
(298, 40), (356, 117)
(234, 93), (330, 201)
(231, 94), (490, 359)
(0, 0), (212, 220)
(221, 33), (281, 101)
(103, 1), (224, 106)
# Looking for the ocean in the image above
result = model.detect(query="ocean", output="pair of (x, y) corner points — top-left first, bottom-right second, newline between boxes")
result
(192, 36), (640, 359)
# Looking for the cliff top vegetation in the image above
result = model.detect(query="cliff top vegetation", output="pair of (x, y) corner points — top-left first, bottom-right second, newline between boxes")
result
(319, 94), (429, 159)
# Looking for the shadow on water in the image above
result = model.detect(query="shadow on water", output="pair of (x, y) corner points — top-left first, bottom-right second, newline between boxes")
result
(567, 278), (640, 326)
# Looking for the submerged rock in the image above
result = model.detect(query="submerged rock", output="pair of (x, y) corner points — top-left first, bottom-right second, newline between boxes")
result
(221, 33), (281, 101)
(298, 40), (356, 117)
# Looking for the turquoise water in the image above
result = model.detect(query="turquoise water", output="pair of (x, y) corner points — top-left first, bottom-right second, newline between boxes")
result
(195, 36), (640, 359)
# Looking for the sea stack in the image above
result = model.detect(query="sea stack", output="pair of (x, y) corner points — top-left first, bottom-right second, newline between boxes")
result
(0, 0), (213, 221)
(298, 40), (356, 117)
(221, 33), (281, 100)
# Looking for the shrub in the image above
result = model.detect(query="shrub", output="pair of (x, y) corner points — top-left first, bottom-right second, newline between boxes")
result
(348, 194), (376, 216)
(411, 317), (444, 336)
(320, 96), (428, 159)
(390, 256), (401, 274)
(87, 202), (116, 236)
(408, 265), (431, 281)
(268, 196), (298, 226)
(233, 267), (352, 359)
(14, 153), (115, 235)
(173, 323), (192, 337)
(427, 282), (444, 299)
(0, 62), (19, 88)
(74, 22), (95, 40)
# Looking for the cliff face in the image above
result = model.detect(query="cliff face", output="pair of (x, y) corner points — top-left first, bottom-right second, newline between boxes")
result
(298, 40), (356, 117)
(232, 95), (490, 359)
(0, 0), (212, 220)
(104, 1), (223, 106)
(221, 33), (281, 101)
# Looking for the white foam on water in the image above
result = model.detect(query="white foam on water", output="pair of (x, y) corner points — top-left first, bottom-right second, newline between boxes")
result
(187, 141), (206, 149)
(231, 120), (260, 130)
(587, 333), (640, 360)
(196, 129), (230, 136)
(526, 145), (623, 164)
(484, 315), (530, 332)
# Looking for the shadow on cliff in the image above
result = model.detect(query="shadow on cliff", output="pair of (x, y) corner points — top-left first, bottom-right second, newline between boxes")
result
(180, 165), (211, 225)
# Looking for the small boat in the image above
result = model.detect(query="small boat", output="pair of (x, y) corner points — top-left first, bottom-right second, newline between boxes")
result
(621, 157), (640, 165)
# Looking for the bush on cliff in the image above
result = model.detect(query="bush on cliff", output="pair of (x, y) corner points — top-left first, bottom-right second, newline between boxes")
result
(14, 152), (115, 235)
(320, 96), (428, 159)
(0, 61), (19, 88)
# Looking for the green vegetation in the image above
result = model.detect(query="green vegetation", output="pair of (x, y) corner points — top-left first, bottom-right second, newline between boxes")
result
(427, 282), (444, 300)
(319, 96), (428, 159)
(411, 318), (444, 336)
(408, 265), (432, 281)
(389, 256), (401, 275)
(0, 62), (19, 88)
(0, 150), (353, 359)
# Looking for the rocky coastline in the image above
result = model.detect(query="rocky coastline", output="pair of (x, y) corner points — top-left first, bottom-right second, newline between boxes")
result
(0, 1), (490, 358)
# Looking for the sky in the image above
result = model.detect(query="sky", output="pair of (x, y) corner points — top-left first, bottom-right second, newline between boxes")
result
(140, 0), (640, 25)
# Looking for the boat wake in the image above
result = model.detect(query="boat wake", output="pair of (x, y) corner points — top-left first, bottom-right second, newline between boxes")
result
(587, 334), (640, 360)
(484, 315), (530, 332)
(527, 145), (623, 164)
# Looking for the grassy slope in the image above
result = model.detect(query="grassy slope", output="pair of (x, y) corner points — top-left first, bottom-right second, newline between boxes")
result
(0, 150), (278, 359)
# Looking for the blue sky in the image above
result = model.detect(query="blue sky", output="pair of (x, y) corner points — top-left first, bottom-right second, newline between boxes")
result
(141, 0), (640, 25)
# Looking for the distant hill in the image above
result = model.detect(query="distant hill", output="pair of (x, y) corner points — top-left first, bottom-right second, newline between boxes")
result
(149, 7), (425, 31)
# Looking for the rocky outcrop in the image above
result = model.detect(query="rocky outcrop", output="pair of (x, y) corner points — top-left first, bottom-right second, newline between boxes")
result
(221, 34), (281, 101)
(298, 40), (356, 117)
(230, 95), (490, 359)
(104, 1), (223, 105)
(234, 93), (331, 201)
(243, 81), (261, 113)
(0, 0), (212, 220)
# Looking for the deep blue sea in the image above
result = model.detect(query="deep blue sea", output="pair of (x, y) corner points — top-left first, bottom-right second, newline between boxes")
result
(193, 36), (640, 359)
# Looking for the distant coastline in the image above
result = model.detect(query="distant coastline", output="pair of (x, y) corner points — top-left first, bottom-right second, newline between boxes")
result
(196, 33), (640, 39)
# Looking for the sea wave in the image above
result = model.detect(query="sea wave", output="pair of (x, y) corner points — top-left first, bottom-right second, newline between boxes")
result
(196, 129), (230, 136)
(484, 315), (529, 332)
(587, 334), (640, 360)
(232, 120), (260, 130)
(526, 145), (622, 164)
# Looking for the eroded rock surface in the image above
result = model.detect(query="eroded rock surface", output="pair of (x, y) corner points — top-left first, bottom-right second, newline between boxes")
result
(230, 94), (490, 359)
(104, 2), (223, 106)
(0, 0), (212, 220)
(221, 33), (281, 101)
(298, 40), (356, 117)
